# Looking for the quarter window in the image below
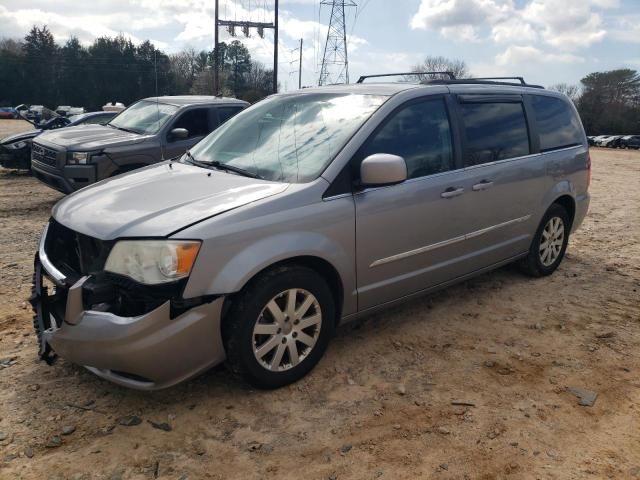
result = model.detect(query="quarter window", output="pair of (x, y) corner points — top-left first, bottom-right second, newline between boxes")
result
(531, 95), (583, 151)
(358, 98), (454, 180)
(460, 102), (530, 166)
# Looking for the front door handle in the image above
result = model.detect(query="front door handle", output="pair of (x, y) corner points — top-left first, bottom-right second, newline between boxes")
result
(472, 180), (494, 191)
(441, 186), (465, 199)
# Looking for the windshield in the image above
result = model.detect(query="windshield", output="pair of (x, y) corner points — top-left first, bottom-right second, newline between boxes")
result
(108, 100), (178, 135)
(188, 93), (386, 183)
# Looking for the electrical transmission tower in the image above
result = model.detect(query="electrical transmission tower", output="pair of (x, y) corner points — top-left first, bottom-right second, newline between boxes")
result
(319, 0), (356, 86)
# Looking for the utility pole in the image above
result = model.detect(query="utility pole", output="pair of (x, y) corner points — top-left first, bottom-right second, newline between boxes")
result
(214, 0), (219, 95)
(273, 0), (279, 93)
(319, 0), (356, 86)
(214, 0), (279, 95)
(298, 38), (303, 89)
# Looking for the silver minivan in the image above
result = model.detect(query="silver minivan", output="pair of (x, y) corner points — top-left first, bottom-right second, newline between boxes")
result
(31, 75), (590, 390)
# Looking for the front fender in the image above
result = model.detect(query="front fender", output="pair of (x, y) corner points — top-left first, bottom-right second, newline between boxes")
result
(180, 194), (357, 316)
(212, 231), (349, 294)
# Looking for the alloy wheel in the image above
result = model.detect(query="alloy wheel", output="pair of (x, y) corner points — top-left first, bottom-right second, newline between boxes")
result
(252, 289), (322, 372)
(539, 216), (565, 267)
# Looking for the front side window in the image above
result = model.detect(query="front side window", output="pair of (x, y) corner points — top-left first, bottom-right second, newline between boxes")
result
(108, 100), (178, 135)
(189, 93), (386, 183)
(357, 98), (454, 179)
(171, 108), (210, 140)
(531, 95), (584, 151)
(460, 102), (530, 166)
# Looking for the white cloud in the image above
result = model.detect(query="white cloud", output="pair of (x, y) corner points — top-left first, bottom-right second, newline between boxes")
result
(496, 45), (584, 66)
(409, 0), (618, 50)
(491, 17), (538, 43)
(609, 15), (640, 44)
(523, 0), (606, 51)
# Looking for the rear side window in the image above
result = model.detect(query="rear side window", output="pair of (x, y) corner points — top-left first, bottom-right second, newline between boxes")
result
(358, 98), (454, 180)
(531, 96), (584, 151)
(460, 102), (530, 166)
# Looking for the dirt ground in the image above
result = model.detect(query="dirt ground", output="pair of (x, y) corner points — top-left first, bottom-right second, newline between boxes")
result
(0, 118), (639, 480)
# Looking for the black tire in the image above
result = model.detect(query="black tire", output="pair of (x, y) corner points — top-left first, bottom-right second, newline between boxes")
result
(520, 203), (571, 277)
(223, 265), (336, 389)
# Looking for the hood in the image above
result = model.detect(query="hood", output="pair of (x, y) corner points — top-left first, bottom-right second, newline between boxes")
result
(1, 129), (40, 144)
(52, 162), (289, 240)
(38, 124), (148, 150)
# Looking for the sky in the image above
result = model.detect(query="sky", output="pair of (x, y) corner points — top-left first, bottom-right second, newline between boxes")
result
(0, 0), (639, 91)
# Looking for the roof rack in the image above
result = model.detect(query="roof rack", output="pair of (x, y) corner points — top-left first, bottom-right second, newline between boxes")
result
(470, 76), (527, 84)
(426, 78), (545, 89)
(356, 71), (456, 83)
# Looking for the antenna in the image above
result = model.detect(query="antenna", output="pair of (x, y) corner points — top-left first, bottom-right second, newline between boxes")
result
(319, 0), (356, 86)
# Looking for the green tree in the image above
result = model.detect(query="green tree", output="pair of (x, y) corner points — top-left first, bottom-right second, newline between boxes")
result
(23, 26), (58, 104)
(58, 37), (89, 107)
(577, 69), (640, 134)
(225, 40), (251, 96)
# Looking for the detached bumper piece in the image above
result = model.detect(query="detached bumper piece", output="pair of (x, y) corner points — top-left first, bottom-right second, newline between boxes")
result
(29, 258), (59, 365)
(31, 222), (228, 390)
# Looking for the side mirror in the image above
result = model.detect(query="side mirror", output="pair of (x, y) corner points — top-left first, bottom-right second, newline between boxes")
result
(170, 128), (189, 139)
(360, 153), (407, 187)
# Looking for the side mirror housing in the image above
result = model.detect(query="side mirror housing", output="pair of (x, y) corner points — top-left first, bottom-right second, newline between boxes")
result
(360, 153), (407, 187)
(170, 128), (189, 139)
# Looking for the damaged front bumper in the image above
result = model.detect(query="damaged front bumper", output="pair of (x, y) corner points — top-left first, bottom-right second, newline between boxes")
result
(31, 240), (227, 390)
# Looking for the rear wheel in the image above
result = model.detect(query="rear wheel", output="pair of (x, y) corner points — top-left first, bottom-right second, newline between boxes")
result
(223, 266), (335, 389)
(520, 203), (570, 277)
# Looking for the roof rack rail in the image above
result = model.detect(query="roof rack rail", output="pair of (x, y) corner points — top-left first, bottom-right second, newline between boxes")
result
(356, 71), (456, 83)
(426, 77), (545, 89)
(469, 76), (526, 84)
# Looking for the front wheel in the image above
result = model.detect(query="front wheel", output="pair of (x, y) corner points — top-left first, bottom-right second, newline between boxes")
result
(520, 204), (570, 277)
(223, 266), (335, 389)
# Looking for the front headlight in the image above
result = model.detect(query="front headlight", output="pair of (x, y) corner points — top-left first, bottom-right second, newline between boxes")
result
(9, 140), (28, 149)
(104, 240), (201, 285)
(67, 152), (89, 164)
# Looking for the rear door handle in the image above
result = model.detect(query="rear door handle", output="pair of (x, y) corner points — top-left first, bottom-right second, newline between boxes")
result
(441, 187), (465, 199)
(472, 180), (494, 191)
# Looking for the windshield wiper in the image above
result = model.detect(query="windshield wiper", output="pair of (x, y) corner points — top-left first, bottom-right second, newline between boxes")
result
(108, 123), (141, 134)
(184, 152), (263, 179)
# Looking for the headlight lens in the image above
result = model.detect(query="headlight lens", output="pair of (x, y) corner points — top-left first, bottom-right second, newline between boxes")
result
(9, 140), (28, 149)
(68, 152), (89, 164)
(104, 240), (201, 285)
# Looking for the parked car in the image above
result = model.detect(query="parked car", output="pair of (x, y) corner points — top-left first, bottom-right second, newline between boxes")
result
(601, 135), (622, 148)
(55, 106), (71, 116)
(26, 105), (45, 121)
(31, 76), (590, 390)
(102, 102), (126, 112)
(31, 96), (248, 193)
(0, 106), (19, 119)
(0, 111), (117, 170)
(619, 135), (640, 149)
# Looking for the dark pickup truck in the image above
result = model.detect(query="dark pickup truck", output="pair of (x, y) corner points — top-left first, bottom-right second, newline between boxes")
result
(31, 96), (248, 193)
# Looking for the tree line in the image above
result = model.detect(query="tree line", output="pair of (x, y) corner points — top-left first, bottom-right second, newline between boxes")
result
(0, 26), (274, 111)
(412, 57), (640, 135)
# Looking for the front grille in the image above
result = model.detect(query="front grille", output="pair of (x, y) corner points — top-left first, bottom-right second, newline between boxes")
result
(44, 219), (114, 279)
(32, 143), (59, 166)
